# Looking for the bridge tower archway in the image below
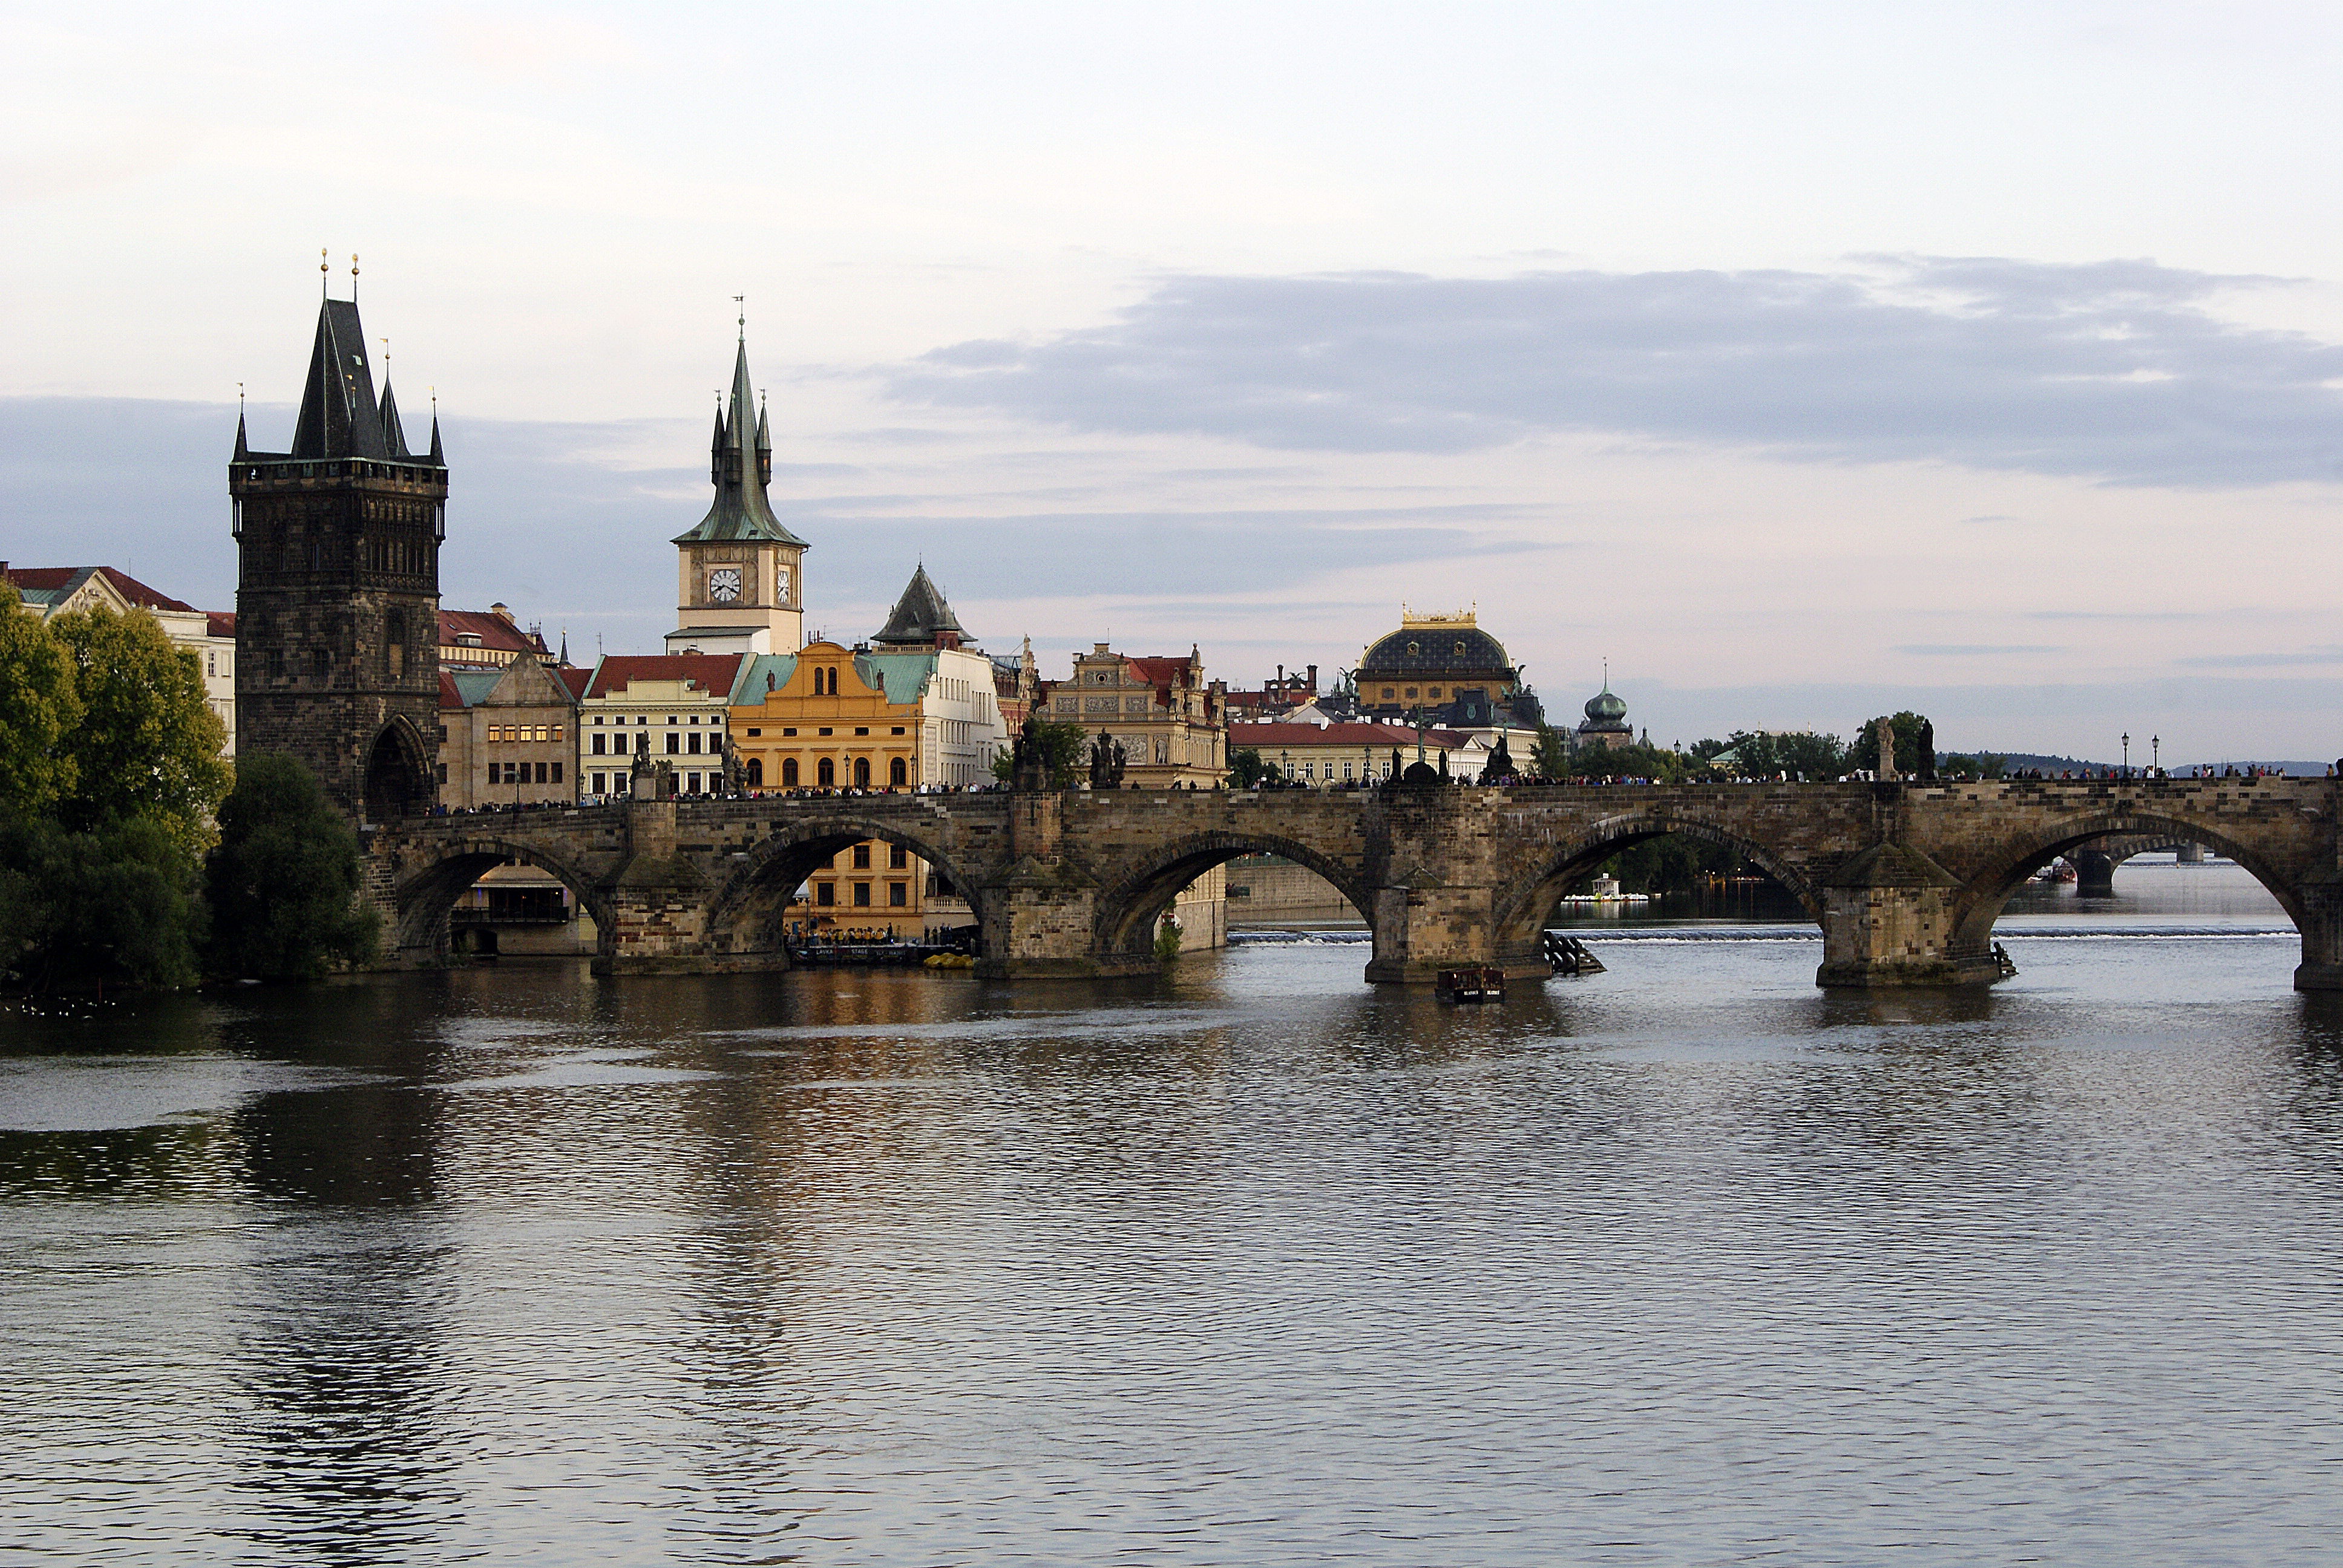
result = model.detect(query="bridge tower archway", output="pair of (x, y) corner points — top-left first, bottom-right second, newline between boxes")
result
(362, 716), (433, 826)
(1490, 813), (1827, 961)
(1091, 831), (1375, 968)
(1952, 811), (2310, 973)
(388, 834), (615, 964)
(704, 816), (993, 963)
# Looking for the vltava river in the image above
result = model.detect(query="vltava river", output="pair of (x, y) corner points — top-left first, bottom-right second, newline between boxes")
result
(5, 861), (2341, 1565)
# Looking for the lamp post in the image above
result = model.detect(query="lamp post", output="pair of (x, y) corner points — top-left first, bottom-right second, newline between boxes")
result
(1363, 743), (1372, 788)
(2151, 734), (2160, 777)
(2122, 732), (2131, 779)
(1280, 748), (1289, 786)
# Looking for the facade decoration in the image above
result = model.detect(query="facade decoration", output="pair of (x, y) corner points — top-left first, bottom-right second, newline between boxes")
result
(1354, 606), (1543, 757)
(1041, 643), (1230, 789)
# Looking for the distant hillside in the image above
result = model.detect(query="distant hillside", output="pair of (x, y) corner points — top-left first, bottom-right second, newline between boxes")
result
(1975, 753), (2330, 777)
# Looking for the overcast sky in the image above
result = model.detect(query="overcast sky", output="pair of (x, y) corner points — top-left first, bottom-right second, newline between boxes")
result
(5, 2), (2341, 760)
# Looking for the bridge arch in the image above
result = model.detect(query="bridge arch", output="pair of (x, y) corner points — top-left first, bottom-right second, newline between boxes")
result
(362, 715), (434, 825)
(704, 813), (992, 960)
(389, 831), (615, 962)
(1490, 810), (1826, 952)
(1952, 809), (2307, 958)
(1092, 830), (1374, 962)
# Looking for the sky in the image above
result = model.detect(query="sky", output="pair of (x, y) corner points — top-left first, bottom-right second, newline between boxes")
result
(5, 2), (2342, 762)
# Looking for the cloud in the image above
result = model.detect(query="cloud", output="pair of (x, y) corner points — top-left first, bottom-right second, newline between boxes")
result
(1895, 644), (2065, 656)
(891, 259), (2343, 486)
(2175, 648), (2343, 668)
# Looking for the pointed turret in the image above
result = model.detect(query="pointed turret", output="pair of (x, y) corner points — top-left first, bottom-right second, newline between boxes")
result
(672, 334), (805, 547)
(428, 412), (442, 465)
(379, 380), (411, 459)
(233, 410), (249, 462)
(290, 299), (392, 459)
(872, 563), (969, 650)
(755, 392), (772, 487)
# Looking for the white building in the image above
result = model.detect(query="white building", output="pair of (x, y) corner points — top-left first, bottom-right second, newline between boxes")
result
(4, 564), (236, 755)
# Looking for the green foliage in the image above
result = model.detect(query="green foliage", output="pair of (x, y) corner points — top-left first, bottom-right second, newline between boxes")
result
(1847, 711), (1931, 777)
(1553, 742), (1693, 783)
(1579, 832), (1746, 895)
(49, 605), (230, 854)
(1228, 747), (1271, 788)
(1696, 730), (1850, 780)
(1938, 751), (2007, 780)
(990, 718), (1090, 788)
(0, 811), (205, 990)
(0, 583), (82, 815)
(1534, 725), (1570, 779)
(1153, 912), (1182, 962)
(205, 754), (380, 979)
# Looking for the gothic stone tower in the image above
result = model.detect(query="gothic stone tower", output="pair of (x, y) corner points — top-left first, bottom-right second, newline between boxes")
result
(230, 293), (445, 823)
(664, 330), (808, 656)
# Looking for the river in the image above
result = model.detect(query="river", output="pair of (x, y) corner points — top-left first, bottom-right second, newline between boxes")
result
(5, 859), (2341, 1565)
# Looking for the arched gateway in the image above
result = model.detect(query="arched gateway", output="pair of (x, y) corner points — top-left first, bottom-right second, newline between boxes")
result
(361, 777), (2343, 991)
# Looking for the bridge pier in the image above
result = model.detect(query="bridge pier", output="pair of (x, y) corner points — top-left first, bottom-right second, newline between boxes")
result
(594, 797), (727, 976)
(2071, 848), (2117, 897)
(2297, 872), (2343, 992)
(1816, 843), (1996, 987)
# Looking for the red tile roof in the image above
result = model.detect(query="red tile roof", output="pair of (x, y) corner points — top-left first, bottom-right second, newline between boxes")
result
(585, 654), (743, 700)
(4, 566), (198, 613)
(206, 610), (235, 638)
(439, 609), (546, 655)
(557, 667), (591, 700)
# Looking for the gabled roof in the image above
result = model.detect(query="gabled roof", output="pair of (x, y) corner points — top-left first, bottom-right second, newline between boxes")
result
(5, 565), (197, 615)
(871, 564), (968, 648)
(557, 667), (591, 700)
(207, 610), (235, 638)
(440, 668), (503, 708)
(438, 609), (548, 656)
(856, 650), (939, 707)
(585, 653), (744, 700)
(672, 337), (808, 547)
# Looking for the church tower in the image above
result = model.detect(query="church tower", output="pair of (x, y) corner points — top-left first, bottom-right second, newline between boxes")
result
(666, 328), (807, 655)
(229, 279), (445, 823)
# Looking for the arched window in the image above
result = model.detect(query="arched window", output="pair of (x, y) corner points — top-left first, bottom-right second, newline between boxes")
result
(853, 757), (871, 788)
(889, 757), (907, 787)
(746, 759), (763, 786)
(782, 757), (799, 786)
(817, 757), (835, 787)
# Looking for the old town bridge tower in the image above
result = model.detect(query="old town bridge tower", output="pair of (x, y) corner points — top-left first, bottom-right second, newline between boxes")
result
(229, 288), (445, 823)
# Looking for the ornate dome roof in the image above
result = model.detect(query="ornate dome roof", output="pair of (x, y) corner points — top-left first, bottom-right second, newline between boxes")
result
(1359, 621), (1513, 676)
(1581, 687), (1629, 728)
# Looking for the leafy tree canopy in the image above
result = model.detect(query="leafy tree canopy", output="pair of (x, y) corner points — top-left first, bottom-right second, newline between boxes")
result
(50, 605), (229, 854)
(205, 753), (380, 980)
(1552, 742), (1693, 783)
(0, 583), (82, 815)
(991, 718), (1090, 789)
(0, 811), (205, 990)
(1846, 712), (1932, 777)
(1228, 747), (1271, 788)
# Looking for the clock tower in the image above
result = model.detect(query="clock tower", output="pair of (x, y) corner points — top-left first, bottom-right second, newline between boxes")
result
(665, 328), (807, 655)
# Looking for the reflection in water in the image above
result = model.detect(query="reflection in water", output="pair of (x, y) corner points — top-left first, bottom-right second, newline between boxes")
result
(4, 864), (2343, 1564)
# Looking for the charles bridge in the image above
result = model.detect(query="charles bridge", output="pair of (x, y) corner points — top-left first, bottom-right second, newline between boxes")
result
(365, 776), (2343, 991)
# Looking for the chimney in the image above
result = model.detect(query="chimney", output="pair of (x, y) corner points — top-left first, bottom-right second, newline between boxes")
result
(1307, 664), (1317, 693)
(491, 602), (514, 623)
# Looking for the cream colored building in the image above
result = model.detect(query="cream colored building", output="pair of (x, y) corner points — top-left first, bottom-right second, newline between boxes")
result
(1044, 644), (1229, 788)
(5, 564), (237, 755)
(577, 653), (746, 799)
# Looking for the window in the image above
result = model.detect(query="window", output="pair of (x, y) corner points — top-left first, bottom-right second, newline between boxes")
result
(436, 763), (448, 783)
(1343, 762), (1354, 780)
(686, 773), (700, 793)
(746, 759), (762, 786)
(592, 734), (606, 754)
(782, 758), (798, 786)
(816, 883), (835, 906)
(889, 758), (907, 787)
(594, 716), (605, 725)
(889, 844), (908, 869)
(853, 758), (870, 788)
(782, 727), (797, 737)
(206, 653), (215, 676)
(1428, 688), (1441, 701)
(888, 883), (907, 907)
(853, 883), (871, 907)
(1405, 687), (1418, 699)
(553, 726), (565, 742)
(817, 758), (834, 786)
(687, 733), (701, 754)
(535, 762), (548, 783)
(551, 762), (562, 783)
(891, 726), (905, 736)
(592, 772), (606, 794)
(853, 844), (871, 869)
(747, 728), (760, 737)
(818, 727), (832, 737)
(666, 733), (681, 754)
(854, 727), (869, 736)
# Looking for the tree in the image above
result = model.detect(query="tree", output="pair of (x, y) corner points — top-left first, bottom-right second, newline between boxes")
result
(205, 754), (380, 979)
(1228, 747), (1271, 788)
(990, 719), (1089, 789)
(1553, 742), (1693, 783)
(48, 604), (229, 854)
(0, 583), (81, 815)
(1847, 712), (1931, 777)
(1534, 725), (1570, 779)
(0, 811), (204, 990)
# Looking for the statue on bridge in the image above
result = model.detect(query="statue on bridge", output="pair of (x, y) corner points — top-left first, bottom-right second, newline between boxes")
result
(1088, 728), (1127, 790)
(1009, 713), (1050, 792)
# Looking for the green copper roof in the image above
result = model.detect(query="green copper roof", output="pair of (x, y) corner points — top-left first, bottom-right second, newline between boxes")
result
(672, 337), (810, 547)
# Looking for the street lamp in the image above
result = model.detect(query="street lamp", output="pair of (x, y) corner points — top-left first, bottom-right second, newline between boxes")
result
(2122, 732), (2131, 778)
(2151, 734), (2160, 777)
(1280, 749), (1290, 786)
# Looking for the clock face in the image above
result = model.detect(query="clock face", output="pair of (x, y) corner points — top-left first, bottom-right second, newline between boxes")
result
(707, 567), (742, 604)
(775, 564), (791, 603)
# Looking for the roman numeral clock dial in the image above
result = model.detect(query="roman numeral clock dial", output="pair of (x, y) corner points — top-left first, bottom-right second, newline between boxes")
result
(707, 567), (741, 604)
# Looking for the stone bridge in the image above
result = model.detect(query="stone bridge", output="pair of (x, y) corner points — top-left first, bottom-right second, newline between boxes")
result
(364, 777), (2343, 990)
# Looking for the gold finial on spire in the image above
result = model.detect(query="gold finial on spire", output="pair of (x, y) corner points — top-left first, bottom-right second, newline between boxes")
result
(380, 336), (389, 374)
(238, 381), (245, 410)
(733, 294), (745, 339)
(350, 253), (359, 303)
(321, 247), (329, 298)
